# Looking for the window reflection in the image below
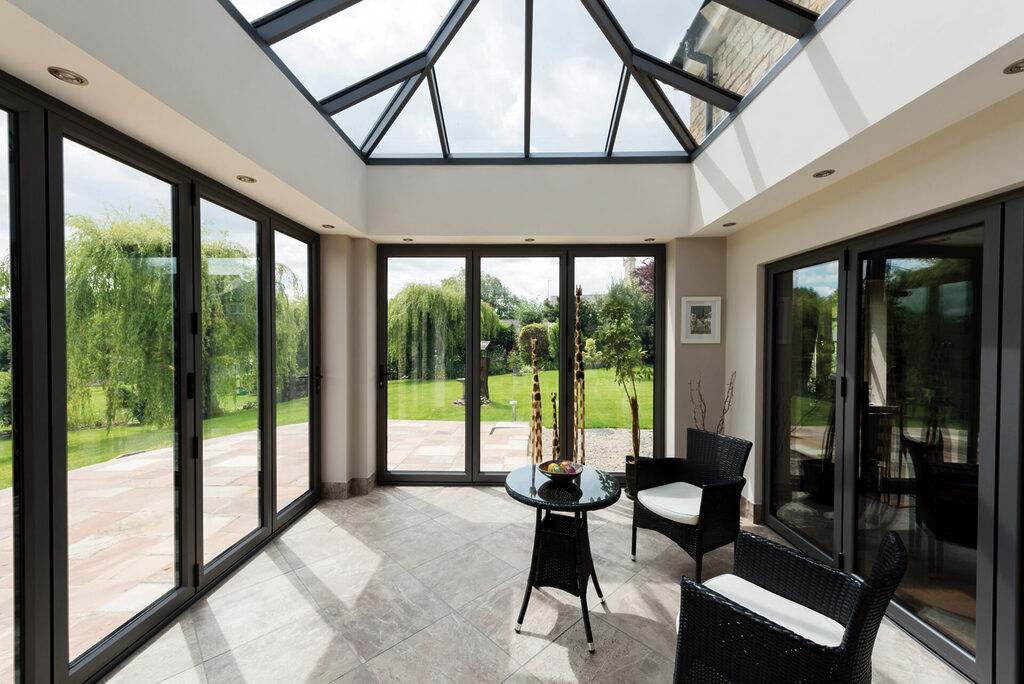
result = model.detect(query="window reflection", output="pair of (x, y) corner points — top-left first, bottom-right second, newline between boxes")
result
(770, 261), (839, 555)
(857, 227), (982, 653)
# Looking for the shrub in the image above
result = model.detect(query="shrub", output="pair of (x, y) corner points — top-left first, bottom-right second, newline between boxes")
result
(518, 323), (549, 369)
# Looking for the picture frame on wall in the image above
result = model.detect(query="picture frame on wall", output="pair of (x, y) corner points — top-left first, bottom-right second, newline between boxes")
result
(681, 296), (722, 344)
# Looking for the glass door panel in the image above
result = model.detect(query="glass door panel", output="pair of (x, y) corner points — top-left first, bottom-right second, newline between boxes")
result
(856, 227), (983, 653)
(199, 200), (260, 564)
(769, 261), (839, 556)
(478, 257), (560, 473)
(0, 110), (13, 681)
(385, 257), (467, 473)
(274, 231), (311, 511)
(63, 139), (178, 661)
(573, 256), (656, 471)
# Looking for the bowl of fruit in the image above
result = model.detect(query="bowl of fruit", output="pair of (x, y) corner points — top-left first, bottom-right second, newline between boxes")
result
(538, 460), (584, 483)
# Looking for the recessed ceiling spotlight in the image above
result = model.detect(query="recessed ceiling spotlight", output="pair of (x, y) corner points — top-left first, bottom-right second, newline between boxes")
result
(722, 222), (737, 227)
(812, 169), (835, 178)
(402, 238), (414, 242)
(236, 175), (257, 183)
(643, 237), (656, 242)
(48, 66), (88, 86)
(524, 238), (535, 242)
(1004, 58), (1024, 75)
(321, 224), (335, 230)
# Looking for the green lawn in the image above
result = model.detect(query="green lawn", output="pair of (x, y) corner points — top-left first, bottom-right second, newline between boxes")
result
(0, 396), (309, 489)
(388, 368), (653, 429)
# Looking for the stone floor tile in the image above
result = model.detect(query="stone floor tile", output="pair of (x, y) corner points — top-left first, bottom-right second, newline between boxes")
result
(409, 543), (518, 610)
(364, 613), (517, 684)
(203, 612), (360, 684)
(371, 519), (469, 570)
(104, 613), (202, 684)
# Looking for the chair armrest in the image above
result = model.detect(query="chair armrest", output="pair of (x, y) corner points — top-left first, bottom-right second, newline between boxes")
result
(695, 477), (745, 548)
(635, 457), (687, 491)
(675, 575), (841, 684)
(733, 531), (865, 626)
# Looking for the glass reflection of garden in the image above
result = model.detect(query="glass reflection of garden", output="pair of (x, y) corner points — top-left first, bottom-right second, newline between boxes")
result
(386, 258), (655, 472)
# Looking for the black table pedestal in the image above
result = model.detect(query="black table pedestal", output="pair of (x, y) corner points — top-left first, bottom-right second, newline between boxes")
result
(515, 508), (605, 652)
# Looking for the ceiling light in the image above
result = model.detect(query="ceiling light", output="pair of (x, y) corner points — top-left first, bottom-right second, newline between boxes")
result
(48, 66), (88, 86)
(236, 175), (257, 184)
(524, 238), (535, 243)
(644, 238), (656, 242)
(812, 169), (835, 178)
(1004, 58), (1024, 75)
(321, 224), (335, 230)
(402, 238), (414, 242)
(723, 222), (737, 227)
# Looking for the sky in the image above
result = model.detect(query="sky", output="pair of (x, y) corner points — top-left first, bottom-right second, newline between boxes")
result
(386, 255), (649, 302)
(792, 260), (839, 298)
(234, 0), (708, 155)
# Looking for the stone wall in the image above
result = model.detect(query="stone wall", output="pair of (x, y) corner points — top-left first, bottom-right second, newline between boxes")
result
(685, 1), (832, 139)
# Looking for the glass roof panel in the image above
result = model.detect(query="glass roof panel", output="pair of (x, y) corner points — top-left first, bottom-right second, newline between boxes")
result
(606, 0), (797, 97)
(271, 0), (453, 100)
(434, 0), (525, 155)
(372, 83), (442, 157)
(790, 0), (836, 13)
(658, 79), (724, 145)
(612, 76), (683, 153)
(332, 83), (401, 148)
(530, 0), (622, 154)
(229, 0), (286, 22)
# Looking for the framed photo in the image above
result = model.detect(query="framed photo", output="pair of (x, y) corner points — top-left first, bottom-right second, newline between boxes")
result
(681, 296), (722, 344)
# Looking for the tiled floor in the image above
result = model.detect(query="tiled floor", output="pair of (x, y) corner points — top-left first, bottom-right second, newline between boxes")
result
(102, 486), (966, 683)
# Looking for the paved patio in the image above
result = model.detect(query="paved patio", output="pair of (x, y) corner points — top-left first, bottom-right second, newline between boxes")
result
(0, 422), (311, 667)
(100, 486), (966, 683)
(387, 420), (654, 473)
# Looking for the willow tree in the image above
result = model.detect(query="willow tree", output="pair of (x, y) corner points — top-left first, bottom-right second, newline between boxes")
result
(386, 282), (504, 381)
(65, 212), (176, 430)
(275, 261), (309, 402)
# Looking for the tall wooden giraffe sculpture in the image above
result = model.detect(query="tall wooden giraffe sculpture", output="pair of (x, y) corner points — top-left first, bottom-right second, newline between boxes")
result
(573, 286), (586, 464)
(528, 338), (544, 464)
(550, 393), (560, 461)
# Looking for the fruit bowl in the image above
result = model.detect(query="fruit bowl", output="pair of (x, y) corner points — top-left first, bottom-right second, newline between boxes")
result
(538, 460), (584, 483)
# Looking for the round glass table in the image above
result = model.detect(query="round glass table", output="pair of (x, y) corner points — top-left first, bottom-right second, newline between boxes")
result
(504, 464), (621, 652)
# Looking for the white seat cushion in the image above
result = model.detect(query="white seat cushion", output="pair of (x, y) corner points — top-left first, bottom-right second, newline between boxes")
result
(637, 481), (702, 525)
(703, 574), (846, 647)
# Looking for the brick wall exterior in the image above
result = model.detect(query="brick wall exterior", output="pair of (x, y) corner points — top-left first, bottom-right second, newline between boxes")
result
(685, 0), (832, 139)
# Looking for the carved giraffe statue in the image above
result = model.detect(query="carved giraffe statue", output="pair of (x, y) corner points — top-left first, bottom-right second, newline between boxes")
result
(573, 286), (586, 464)
(529, 338), (544, 464)
(550, 392), (560, 461)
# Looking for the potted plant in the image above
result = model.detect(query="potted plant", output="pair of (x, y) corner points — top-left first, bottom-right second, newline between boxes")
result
(595, 299), (650, 499)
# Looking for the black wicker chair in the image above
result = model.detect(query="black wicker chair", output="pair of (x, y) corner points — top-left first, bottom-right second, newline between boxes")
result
(674, 531), (908, 684)
(631, 428), (752, 581)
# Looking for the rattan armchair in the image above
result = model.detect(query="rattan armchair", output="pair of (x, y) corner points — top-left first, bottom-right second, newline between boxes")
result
(631, 428), (752, 581)
(674, 531), (908, 684)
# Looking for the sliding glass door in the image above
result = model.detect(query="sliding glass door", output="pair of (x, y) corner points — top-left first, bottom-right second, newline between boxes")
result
(0, 109), (13, 683)
(378, 246), (663, 483)
(765, 208), (1000, 680)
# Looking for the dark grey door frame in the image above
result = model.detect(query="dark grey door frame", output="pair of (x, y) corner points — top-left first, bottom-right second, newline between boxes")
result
(376, 244), (665, 486)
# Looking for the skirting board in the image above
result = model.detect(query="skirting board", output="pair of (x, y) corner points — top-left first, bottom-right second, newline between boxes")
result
(740, 496), (764, 524)
(322, 474), (376, 499)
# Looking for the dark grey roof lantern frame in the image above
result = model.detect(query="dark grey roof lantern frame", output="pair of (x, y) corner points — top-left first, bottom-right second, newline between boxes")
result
(228, 0), (831, 163)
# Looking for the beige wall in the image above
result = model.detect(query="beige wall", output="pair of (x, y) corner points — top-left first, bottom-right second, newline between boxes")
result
(321, 236), (376, 489)
(665, 238), (728, 459)
(724, 88), (1024, 505)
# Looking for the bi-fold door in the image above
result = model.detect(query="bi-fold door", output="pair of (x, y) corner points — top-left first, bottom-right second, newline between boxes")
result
(377, 245), (664, 484)
(765, 205), (1004, 681)
(0, 73), (322, 683)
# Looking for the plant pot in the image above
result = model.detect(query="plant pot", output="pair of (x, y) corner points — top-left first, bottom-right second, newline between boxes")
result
(625, 455), (637, 500)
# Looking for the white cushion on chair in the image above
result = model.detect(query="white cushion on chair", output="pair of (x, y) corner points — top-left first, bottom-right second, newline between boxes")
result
(703, 574), (846, 647)
(637, 481), (702, 525)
